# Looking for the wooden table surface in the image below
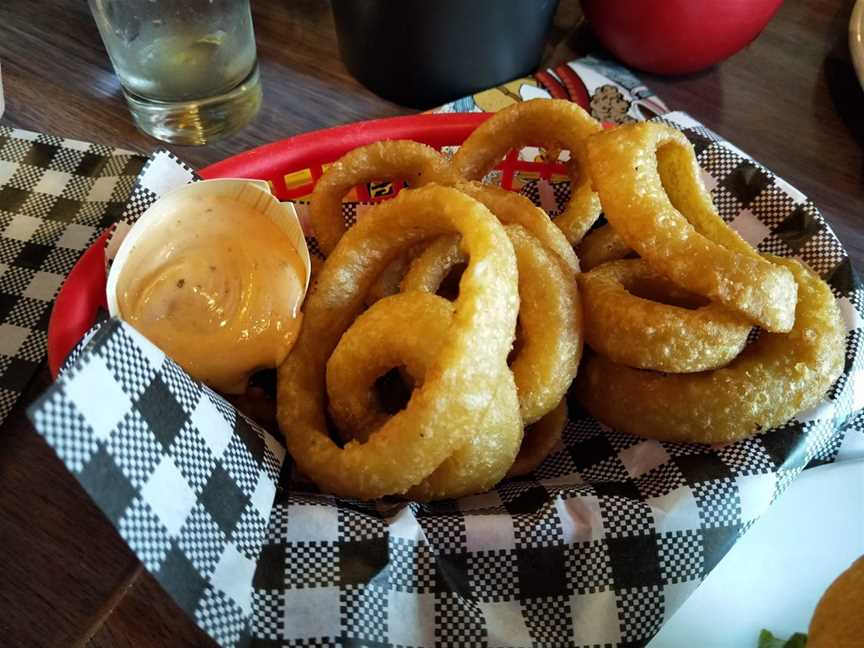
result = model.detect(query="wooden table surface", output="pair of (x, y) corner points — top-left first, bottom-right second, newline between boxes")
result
(0, 0), (862, 645)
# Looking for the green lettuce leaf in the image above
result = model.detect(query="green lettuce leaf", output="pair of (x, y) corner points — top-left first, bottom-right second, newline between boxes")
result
(758, 629), (808, 648)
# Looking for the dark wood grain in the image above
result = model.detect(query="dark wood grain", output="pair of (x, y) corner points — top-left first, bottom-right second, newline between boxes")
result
(86, 567), (214, 648)
(0, 0), (861, 645)
(0, 371), (146, 647)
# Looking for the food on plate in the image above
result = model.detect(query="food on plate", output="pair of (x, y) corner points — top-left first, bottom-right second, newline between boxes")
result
(455, 181), (580, 274)
(326, 292), (453, 443)
(364, 241), (430, 306)
(110, 180), (310, 394)
(586, 121), (798, 332)
(364, 180), (579, 308)
(578, 256), (845, 444)
(577, 222), (632, 271)
(401, 223), (582, 425)
(309, 140), (460, 255)
(579, 259), (752, 372)
(453, 98), (604, 246)
(278, 185), (521, 499)
(398, 234), (463, 298)
(270, 107), (845, 498)
(807, 554), (864, 648)
(327, 292), (522, 500)
(365, 256), (410, 305)
(507, 398), (567, 478)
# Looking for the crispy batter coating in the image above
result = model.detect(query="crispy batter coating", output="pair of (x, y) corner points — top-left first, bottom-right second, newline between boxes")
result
(400, 234), (463, 295)
(326, 292), (522, 500)
(578, 257), (845, 444)
(363, 241), (428, 306)
(453, 99), (603, 246)
(402, 224), (583, 425)
(586, 122), (798, 332)
(506, 398), (567, 478)
(278, 185), (519, 499)
(577, 223), (632, 271)
(456, 181), (580, 273)
(580, 259), (752, 372)
(310, 140), (459, 255)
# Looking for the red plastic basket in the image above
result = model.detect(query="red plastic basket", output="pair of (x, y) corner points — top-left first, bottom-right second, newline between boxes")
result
(46, 112), (573, 378)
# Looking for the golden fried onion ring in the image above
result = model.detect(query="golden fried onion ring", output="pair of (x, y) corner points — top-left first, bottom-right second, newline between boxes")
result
(399, 234), (463, 295)
(363, 241), (429, 306)
(456, 181), (580, 273)
(327, 292), (454, 441)
(278, 185), (520, 499)
(310, 140), (460, 255)
(402, 224), (582, 425)
(578, 257), (845, 444)
(506, 398), (567, 478)
(579, 259), (752, 372)
(453, 99), (603, 246)
(577, 223), (633, 271)
(586, 122), (798, 332)
(327, 292), (522, 500)
(364, 256), (409, 305)
(366, 176), (579, 305)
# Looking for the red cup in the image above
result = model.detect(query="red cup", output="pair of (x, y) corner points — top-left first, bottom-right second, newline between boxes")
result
(581, 0), (784, 75)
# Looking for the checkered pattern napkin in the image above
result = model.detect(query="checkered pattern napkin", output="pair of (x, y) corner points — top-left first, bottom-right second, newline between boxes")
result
(27, 107), (864, 648)
(0, 125), (144, 426)
(31, 318), (284, 644)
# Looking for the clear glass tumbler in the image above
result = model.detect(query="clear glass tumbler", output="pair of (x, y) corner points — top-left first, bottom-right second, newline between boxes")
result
(88, 0), (262, 145)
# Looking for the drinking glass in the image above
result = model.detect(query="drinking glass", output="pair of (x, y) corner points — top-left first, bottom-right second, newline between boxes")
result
(88, 0), (262, 145)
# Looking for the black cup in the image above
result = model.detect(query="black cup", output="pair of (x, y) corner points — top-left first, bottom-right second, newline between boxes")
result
(332, 0), (559, 108)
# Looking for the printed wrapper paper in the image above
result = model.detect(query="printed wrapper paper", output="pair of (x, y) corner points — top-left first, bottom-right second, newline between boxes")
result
(27, 57), (864, 648)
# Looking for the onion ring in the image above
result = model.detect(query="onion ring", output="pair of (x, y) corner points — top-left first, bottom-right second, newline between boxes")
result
(586, 122), (798, 332)
(278, 185), (520, 499)
(364, 241), (429, 306)
(506, 398), (567, 478)
(327, 292), (522, 500)
(399, 235), (463, 295)
(577, 223), (633, 271)
(453, 99), (603, 246)
(402, 224), (582, 425)
(579, 259), (752, 372)
(365, 255), (410, 305)
(456, 181), (580, 273)
(577, 257), (845, 444)
(310, 140), (460, 255)
(326, 293), (455, 443)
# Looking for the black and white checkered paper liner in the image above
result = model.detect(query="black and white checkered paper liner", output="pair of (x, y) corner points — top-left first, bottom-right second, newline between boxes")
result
(0, 126), (145, 426)
(27, 109), (864, 648)
(32, 318), (284, 644)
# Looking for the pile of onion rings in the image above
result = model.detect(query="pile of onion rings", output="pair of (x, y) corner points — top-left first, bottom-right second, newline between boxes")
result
(576, 121), (843, 444)
(280, 184), (522, 500)
(277, 102), (844, 500)
(578, 257), (844, 444)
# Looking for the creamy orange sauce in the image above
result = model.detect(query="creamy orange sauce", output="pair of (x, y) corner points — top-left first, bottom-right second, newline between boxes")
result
(116, 195), (306, 394)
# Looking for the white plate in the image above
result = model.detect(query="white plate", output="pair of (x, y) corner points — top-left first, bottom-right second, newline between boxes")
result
(648, 460), (864, 647)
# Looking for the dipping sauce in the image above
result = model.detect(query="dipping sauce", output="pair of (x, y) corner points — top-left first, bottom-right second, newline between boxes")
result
(116, 195), (307, 394)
